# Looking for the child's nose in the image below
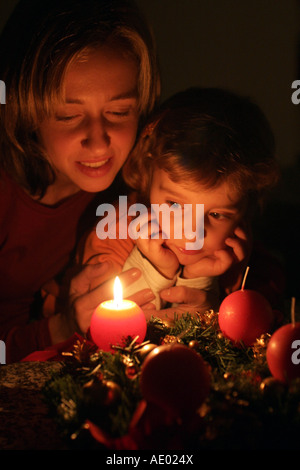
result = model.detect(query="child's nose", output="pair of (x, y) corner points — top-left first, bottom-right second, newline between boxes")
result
(183, 207), (204, 235)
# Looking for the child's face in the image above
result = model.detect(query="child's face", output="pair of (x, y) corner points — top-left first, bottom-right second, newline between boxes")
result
(150, 168), (244, 266)
(38, 45), (139, 195)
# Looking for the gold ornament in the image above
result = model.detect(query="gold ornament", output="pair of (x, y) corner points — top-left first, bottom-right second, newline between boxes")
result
(103, 380), (122, 405)
(196, 309), (217, 327)
(260, 376), (286, 398)
(62, 339), (98, 363)
(161, 318), (175, 329)
(253, 333), (270, 363)
(161, 334), (183, 345)
(188, 340), (199, 350)
(136, 343), (157, 362)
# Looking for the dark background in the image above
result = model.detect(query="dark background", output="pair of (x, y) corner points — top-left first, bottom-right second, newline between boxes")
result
(1, 0), (299, 302)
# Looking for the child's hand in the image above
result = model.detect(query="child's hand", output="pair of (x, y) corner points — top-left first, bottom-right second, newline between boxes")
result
(183, 226), (249, 279)
(141, 286), (214, 322)
(220, 226), (252, 293)
(135, 212), (180, 279)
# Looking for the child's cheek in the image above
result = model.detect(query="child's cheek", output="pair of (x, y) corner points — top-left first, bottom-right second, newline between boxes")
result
(204, 226), (230, 251)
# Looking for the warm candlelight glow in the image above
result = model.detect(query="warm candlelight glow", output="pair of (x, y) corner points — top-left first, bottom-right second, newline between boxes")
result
(114, 276), (123, 308)
(89, 276), (147, 352)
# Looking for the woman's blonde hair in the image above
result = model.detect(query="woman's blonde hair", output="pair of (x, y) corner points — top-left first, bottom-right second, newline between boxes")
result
(0, 0), (160, 196)
(123, 88), (279, 212)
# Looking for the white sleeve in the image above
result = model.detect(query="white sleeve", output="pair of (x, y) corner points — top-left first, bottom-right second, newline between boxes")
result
(122, 246), (179, 309)
(173, 274), (220, 310)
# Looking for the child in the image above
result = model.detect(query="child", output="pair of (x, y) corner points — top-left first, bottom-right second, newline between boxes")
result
(0, 0), (160, 362)
(82, 87), (280, 315)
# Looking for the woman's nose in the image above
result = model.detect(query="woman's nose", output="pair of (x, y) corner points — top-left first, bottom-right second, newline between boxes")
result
(81, 118), (110, 153)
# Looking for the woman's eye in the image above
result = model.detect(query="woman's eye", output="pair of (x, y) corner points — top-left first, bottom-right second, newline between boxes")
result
(55, 115), (78, 122)
(105, 109), (131, 120)
(111, 111), (130, 116)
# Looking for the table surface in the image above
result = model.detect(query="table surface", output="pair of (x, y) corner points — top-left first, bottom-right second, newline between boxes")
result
(0, 361), (67, 450)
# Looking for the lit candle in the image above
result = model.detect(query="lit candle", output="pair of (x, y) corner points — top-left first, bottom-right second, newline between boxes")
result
(90, 276), (147, 352)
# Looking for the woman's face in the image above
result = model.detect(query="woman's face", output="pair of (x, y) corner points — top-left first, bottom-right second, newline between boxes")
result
(38, 45), (139, 196)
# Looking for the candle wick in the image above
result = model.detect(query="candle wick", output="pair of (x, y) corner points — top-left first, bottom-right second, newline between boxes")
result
(241, 266), (250, 291)
(291, 297), (296, 326)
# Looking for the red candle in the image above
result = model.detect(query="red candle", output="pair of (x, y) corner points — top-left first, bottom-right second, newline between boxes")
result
(218, 267), (274, 347)
(90, 277), (147, 352)
(266, 322), (300, 383)
(266, 299), (300, 383)
(218, 289), (274, 346)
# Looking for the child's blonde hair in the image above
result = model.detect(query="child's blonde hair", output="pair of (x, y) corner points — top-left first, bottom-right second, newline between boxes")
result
(0, 0), (160, 196)
(123, 87), (279, 214)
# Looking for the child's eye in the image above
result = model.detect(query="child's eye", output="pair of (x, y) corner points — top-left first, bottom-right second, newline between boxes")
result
(166, 200), (181, 209)
(209, 212), (229, 220)
(209, 212), (225, 220)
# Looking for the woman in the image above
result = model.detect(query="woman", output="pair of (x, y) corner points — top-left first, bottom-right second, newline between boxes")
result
(0, 0), (160, 362)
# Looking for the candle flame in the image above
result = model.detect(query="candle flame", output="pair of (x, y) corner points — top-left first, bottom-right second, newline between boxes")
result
(114, 276), (123, 308)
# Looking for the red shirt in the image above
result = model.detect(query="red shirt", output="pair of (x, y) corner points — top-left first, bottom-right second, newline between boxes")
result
(0, 173), (97, 362)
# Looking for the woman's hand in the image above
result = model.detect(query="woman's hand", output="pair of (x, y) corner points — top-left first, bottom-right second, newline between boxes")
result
(49, 263), (155, 343)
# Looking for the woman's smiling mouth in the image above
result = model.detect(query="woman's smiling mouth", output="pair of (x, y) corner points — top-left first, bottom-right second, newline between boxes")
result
(79, 159), (110, 168)
(76, 157), (113, 176)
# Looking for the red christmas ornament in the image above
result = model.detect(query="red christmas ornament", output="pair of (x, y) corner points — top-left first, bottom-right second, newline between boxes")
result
(218, 267), (274, 347)
(266, 322), (300, 384)
(139, 343), (211, 418)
